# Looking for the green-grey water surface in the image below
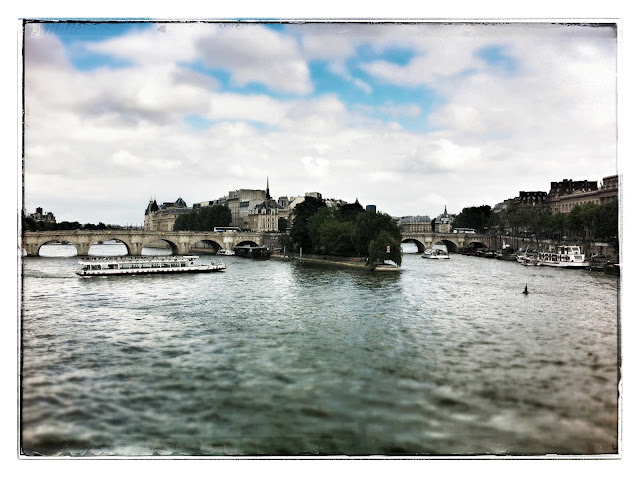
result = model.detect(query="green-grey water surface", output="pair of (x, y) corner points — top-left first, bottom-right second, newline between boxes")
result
(20, 245), (619, 456)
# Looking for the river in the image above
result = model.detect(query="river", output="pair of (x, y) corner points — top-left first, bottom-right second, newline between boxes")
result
(20, 244), (619, 456)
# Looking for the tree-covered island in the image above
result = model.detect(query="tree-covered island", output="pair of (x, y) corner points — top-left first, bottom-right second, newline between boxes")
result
(287, 197), (403, 266)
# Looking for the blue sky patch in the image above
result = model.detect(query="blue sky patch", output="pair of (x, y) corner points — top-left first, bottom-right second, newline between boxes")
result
(475, 45), (518, 73)
(184, 114), (214, 131)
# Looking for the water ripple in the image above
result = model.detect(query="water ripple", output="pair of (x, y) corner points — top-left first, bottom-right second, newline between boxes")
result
(21, 252), (619, 456)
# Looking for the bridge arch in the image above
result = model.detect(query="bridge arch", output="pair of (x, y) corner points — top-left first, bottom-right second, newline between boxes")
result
(86, 236), (132, 255)
(36, 239), (79, 256)
(190, 239), (223, 253)
(401, 238), (427, 253)
(434, 239), (458, 253)
(468, 241), (489, 250)
(235, 240), (260, 249)
(141, 238), (179, 255)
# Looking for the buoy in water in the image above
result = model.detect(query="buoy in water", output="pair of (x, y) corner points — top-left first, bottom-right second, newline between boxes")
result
(523, 284), (529, 295)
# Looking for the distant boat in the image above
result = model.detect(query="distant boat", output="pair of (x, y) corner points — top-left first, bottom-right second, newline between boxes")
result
(234, 245), (271, 260)
(217, 249), (235, 256)
(521, 256), (539, 267)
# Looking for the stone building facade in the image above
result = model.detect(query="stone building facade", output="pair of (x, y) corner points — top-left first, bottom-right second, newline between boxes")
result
(144, 197), (191, 231)
(547, 175), (618, 213)
(433, 206), (453, 233)
(397, 215), (432, 233)
(28, 207), (56, 223)
(227, 189), (266, 228)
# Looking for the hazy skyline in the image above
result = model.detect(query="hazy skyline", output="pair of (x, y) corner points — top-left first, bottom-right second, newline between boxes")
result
(22, 21), (617, 226)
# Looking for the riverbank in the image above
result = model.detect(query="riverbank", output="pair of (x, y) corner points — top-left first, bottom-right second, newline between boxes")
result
(271, 252), (366, 267)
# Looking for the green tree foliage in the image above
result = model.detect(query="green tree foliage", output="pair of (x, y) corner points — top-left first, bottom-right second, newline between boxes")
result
(567, 205), (584, 238)
(289, 196), (326, 252)
(294, 204), (399, 259)
(277, 217), (288, 233)
(338, 201), (365, 223)
(307, 206), (337, 252)
(173, 205), (232, 231)
(367, 230), (403, 267)
(594, 199), (618, 244)
(22, 218), (124, 232)
(352, 211), (402, 256)
(22, 217), (37, 231)
(451, 205), (492, 232)
(489, 200), (617, 245)
(320, 221), (357, 256)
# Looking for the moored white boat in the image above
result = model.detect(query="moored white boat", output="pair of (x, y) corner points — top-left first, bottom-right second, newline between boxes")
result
(371, 259), (401, 271)
(537, 245), (590, 268)
(217, 248), (235, 256)
(76, 255), (226, 276)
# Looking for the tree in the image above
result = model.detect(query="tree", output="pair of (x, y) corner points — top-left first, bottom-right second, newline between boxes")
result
(567, 205), (584, 239)
(22, 217), (36, 231)
(594, 199), (618, 247)
(318, 220), (357, 256)
(278, 217), (288, 233)
(451, 205), (492, 232)
(307, 206), (336, 252)
(353, 211), (402, 256)
(173, 205), (232, 231)
(547, 212), (567, 240)
(338, 201), (365, 223)
(578, 202), (599, 240)
(289, 196), (326, 251)
(368, 230), (402, 266)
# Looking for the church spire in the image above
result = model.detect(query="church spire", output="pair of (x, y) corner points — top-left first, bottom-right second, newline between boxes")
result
(266, 176), (271, 199)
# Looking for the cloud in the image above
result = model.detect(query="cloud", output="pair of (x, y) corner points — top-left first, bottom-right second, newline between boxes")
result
(196, 24), (312, 95)
(22, 22), (618, 226)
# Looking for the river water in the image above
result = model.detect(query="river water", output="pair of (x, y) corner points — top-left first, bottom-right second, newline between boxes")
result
(20, 244), (620, 456)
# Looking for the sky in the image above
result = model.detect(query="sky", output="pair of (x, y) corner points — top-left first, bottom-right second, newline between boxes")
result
(22, 20), (618, 226)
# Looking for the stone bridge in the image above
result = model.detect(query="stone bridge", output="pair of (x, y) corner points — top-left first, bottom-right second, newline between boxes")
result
(21, 230), (284, 257)
(401, 232), (493, 253)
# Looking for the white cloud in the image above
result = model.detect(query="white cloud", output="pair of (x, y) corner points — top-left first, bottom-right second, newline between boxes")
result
(22, 22), (618, 225)
(197, 24), (312, 95)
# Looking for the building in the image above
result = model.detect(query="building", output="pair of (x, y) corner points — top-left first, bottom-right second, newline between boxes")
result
(397, 215), (432, 233)
(324, 198), (347, 208)
(366, 205), (377, 213)
(242, 178), (290, 232)
(547, 175), (618, 214)
(144, 197), (191, 231)
(511, 191), (548, 208)
(227, 189), (267, 228)
(246, 199), (288, 232)
(28, 207), (56, 223)
(433, 206), (454, 233)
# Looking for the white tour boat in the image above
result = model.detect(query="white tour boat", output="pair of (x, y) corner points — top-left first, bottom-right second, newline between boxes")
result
(217, 249), (235, 256)
(536, 245), (590, 269)
(422, 245), (450, 259)
(76, 255), (226, 276)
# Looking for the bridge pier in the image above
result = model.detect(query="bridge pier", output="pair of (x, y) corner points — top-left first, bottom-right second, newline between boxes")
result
(76, 242), (90, 256)
(22, 243), (39, 257)
(129, 241), (143, 256)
